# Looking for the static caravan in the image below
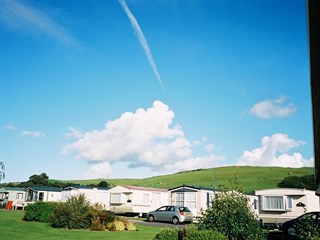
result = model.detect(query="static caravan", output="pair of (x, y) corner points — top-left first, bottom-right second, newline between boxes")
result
(0, 187), (26, 209)
(246, 194), (259, 216)
(62, 186), (110, 209)
(109, 185), (169, 216)
(255, 188), (320, 224)
(168, 185), (218, 217)
(25, 186), (62, 203)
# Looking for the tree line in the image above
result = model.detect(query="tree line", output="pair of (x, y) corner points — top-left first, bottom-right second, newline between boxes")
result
(0, 172), (110, 189)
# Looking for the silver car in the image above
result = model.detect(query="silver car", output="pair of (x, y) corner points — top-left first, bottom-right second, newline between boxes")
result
(146, 205), (193, 225)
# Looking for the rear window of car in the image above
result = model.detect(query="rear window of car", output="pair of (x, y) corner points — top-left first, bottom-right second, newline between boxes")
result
(178, 207), (191, 212)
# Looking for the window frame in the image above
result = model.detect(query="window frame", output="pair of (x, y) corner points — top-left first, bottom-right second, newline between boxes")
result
(261, 195), (293, 211)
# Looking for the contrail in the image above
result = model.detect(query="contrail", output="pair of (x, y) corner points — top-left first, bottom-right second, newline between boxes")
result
(119, 0), (165, 95)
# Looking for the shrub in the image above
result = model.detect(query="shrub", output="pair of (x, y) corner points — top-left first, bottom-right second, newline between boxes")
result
(197, 177), (263, 240)
(50, 202), (74, 228)
(124, 221), (136, 231)
(153, 228), (178, 240)
(24, 201), (57, 222)
(184, 226), (227, 240)
(50, 194), (92, 229)
(89, 203), (115, 231)
(153, 227), (227, 240)
(105, 217), (136, 232)
(120, 218), (136, 231)
(90, 218), (106, 231)
(107, 220), (125, 231)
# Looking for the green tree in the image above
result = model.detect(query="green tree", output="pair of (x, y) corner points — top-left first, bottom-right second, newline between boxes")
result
(197, 178), (263, 240)
(28, 172), (49, 186)
(278, 175), (316, 190)
(0, 161), (4, 181)
(98, 180), (109, 188)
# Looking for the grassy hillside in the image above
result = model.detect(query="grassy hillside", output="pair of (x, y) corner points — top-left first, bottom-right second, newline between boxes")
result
(56, 166), (314, 193)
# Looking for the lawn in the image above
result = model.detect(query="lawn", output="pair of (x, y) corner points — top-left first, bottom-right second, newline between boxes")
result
(0, 210), (161, 240)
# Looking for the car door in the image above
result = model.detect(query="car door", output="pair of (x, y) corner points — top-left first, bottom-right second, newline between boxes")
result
(155, 206), (167, 221)
(162, 206), (175, 222)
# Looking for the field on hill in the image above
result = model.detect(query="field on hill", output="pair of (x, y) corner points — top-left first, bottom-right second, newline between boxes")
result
(56, 166), (314, 193)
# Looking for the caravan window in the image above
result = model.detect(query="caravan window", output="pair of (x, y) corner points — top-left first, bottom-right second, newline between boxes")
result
(261, 196), (292, 211)
(110, 193), (121, 203)
(185, 192), (196, 209)
(176, 192), (184, 206)
(16, 193), (23, 200)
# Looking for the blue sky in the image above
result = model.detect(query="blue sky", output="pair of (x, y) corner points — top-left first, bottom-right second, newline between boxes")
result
(0, 0), (314, 182)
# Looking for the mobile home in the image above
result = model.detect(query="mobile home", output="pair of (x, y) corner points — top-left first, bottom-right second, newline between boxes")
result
(109, 185), (169, 216)
(25, 186), (62, 203)
(255, 188), (320, 224)
(62, 186), (110, 209)
(168, 185), (218, 217)
(0, 187), (26, 209)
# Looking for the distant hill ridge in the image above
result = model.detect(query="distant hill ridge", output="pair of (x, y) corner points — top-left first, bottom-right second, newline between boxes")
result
(55, 166), (313, 194)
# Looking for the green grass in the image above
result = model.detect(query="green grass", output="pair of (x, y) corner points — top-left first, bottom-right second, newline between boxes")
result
(0, 210), (161, 240)
(54, 166), (313, 193)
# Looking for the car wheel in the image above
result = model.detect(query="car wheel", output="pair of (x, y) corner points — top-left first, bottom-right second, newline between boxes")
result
(172, 217), (179, 225)
(287, 227), (296, 236)
(148, 215), (154, 222)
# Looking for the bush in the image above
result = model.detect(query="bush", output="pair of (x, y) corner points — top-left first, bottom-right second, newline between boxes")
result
(24, 201), (57, 222)
(119, 217), (136, 231)
(153, 228), (178, 240)
(197, 178), (263, 240)
(50, 202), (74, 228)
(153, 227), (227, 240)
(107, 220), (125, 231)
(90, 203), (115, 231)
(90, 218), (106, 231)
(124, 221), (136, 231)
(184, 226), (227, 240)
(50, 194), (92, 229)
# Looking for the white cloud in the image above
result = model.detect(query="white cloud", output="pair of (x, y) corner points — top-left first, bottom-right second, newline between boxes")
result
(205, 144), (215, 152)
(82, 162), (111, 180)
(236, 133), (313, 168)
(0, 0), (79, 48)
(63, 100), (224, 177)
(192, 137), (208, 146)
(64, 127), (83, 139)
(21, 130), (46, 138)
(5, 123), (16, 131)
(248, 97), (296, 119)
(168, 155), (224, 172)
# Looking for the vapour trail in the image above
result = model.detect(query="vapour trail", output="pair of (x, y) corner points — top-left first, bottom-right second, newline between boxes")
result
(119, 0), (165, 95)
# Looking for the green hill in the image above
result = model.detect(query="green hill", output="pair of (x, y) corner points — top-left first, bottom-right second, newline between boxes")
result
(56, 166), (314, 193)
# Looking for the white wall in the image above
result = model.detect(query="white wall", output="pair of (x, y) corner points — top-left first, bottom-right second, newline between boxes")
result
(109, 185), (169, 215)
(61, 187), (110, 209)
